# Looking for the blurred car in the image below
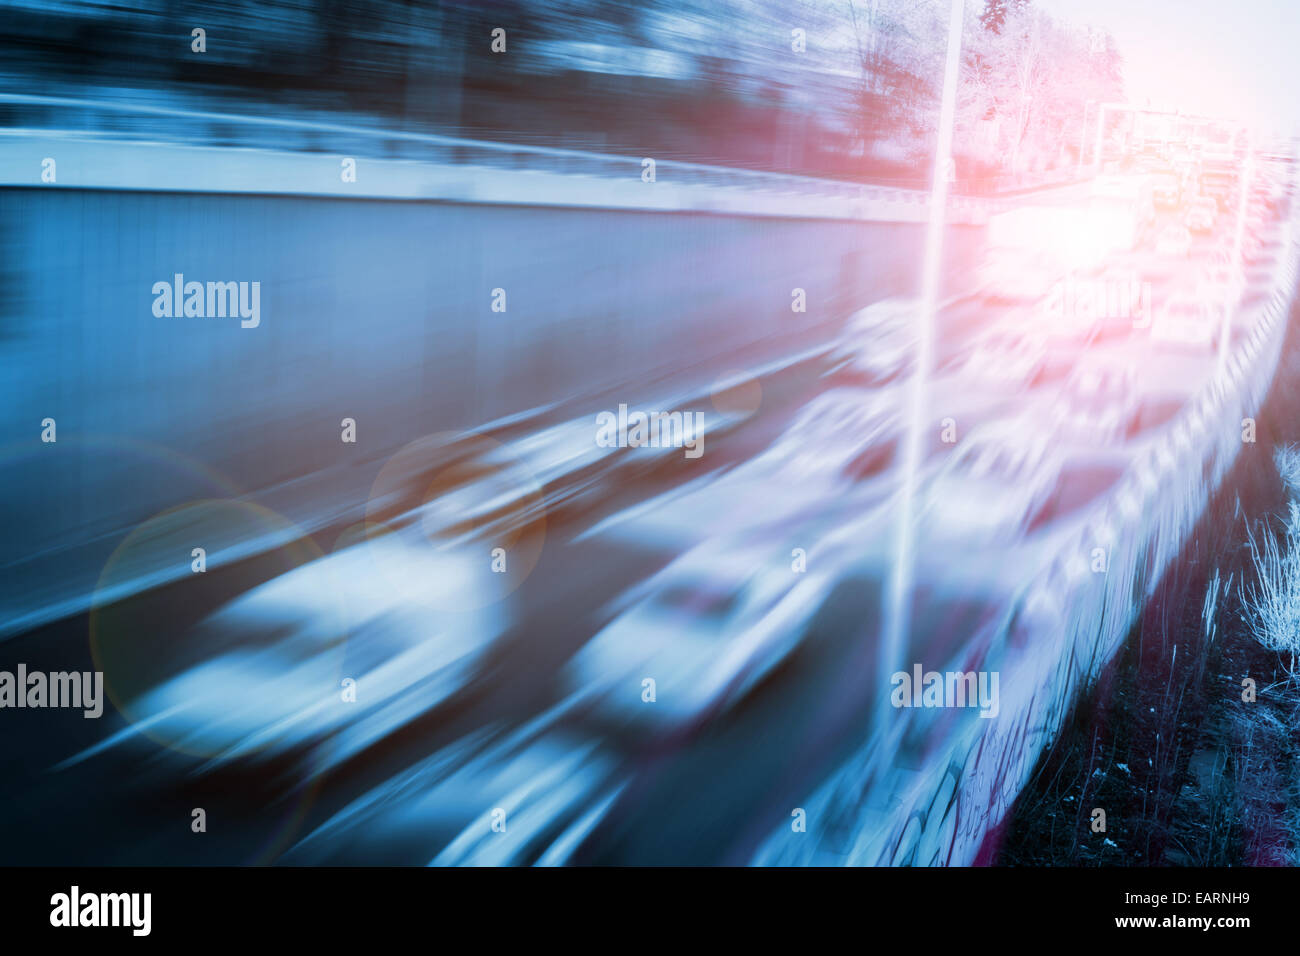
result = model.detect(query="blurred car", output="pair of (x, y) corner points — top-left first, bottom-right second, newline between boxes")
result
(290, 730), (623, 866)
(581, 387), (914, 552)
(916, 424), (1062, 544)
(1150, 294), (1219, 353)
(1155, 222), (1193, 257)
(1249, 176), (1284, 220)
(826, 298), (917, 386)
(1239, 228), (1268, 265)
(1046, 359), (1141, 446)
(1090, 267), (1151, 339)
(562, 540), (838, 735)
(1209, 230), (1267, 271)
(1174, 159), (1201, 194)
(1201, 243), (1243, 301)
(1152, 172), (1182, 208)
(126, 530), (509, 766)
(961, 327), (1051, 389)
(739, 387), (902, 488)
(415, 417), (616, 543)
(428, 734), (622, 867)
(1185, 195), (1218, 233)
(418, 398), (751, 543)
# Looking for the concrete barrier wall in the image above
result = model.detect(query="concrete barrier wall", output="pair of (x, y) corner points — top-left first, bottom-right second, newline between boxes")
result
(0, 184), (983, 622)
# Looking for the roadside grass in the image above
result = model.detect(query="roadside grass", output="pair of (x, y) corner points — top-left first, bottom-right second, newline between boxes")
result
(1240, 500), (1300, 680)
(1272, 442), (1300, 497)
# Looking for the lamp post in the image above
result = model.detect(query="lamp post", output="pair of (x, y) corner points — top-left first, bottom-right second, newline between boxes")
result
(1079, 100), (1093, 171)
(1094, 102), (1108, 170)
(882, 0), (966, 716)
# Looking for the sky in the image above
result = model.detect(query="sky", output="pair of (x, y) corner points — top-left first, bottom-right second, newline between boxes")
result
(1037, 0), (1300, 136)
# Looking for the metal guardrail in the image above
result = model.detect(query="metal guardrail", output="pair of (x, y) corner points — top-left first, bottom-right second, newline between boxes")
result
(0, 92), (1081, 207)
(761, 214), (1300, 866)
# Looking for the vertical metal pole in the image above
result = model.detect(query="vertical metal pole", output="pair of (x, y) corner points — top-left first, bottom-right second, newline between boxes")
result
(1079, 101), (1091, 172)
(1094, 103), (1107, 170)
(883, 0), (965, 694)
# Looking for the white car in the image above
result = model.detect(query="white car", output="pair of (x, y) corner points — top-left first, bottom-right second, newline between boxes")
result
(563, 542), (836, 734)
(290, 730), (622, 866)
(583, 388), (914, 552)
(917, 425), (1062, 544)
(1239, 229), (1268, 265)
(1155, 223), (1193, 257)
(1048, 360), (1141, 446)
(126, 530), (508, 766)
(1204, 241), (1241, 284)
(1150, 294), (1220, 352)
(1185, 196), (1217, 233)
(828, 298), (917, 386)
(962, 328), (1049, 389)
(1090, 267), (1151, 339)
(417, 418), (608, 542)
(743, 388), (901, 487)
(1152, 173), (1182, 208)
(419, 399), (750, 543)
